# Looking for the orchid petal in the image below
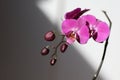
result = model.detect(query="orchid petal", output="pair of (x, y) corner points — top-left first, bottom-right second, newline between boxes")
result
(62, 19), (78, 34)
(77, 25), (90, 44)
(83, 15), (96, 25)
(94, 21), (110, 42)
(77, 16), (87, 28)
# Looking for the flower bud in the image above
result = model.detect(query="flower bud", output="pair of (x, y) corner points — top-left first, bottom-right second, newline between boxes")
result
(44, 31), (55, 41)
(60, 43), (68, 53)
(50, 57), (57, 66)
(41, 47), (49, 55)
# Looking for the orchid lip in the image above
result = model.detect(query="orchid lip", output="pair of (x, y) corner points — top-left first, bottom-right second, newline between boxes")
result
(66, 31), (76, 39)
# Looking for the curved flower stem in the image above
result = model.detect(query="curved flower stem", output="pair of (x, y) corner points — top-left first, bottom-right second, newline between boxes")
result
(51, 35), (65, 57)
(92, 11), (112, 80)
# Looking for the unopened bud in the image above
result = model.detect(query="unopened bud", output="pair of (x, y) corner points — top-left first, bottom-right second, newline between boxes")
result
(44, 31), (55, 41)
(50, 57), (57, 66)
(41, 47), (49, 55)
(60, 43), (68, 53)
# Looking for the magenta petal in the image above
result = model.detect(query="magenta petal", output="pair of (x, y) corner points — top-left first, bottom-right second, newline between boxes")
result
(83, 15), (96, 25)
(77, 16), (87, 27)
(94, 21), (110, 42)
(62, 19), (78, 34)
(77, 25), (90, 44)
(65, 8), (81, 19)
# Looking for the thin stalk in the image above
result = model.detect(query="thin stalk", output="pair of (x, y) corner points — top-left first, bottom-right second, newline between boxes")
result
(92, 11), (112, 80)
(51, 35), (65, 57)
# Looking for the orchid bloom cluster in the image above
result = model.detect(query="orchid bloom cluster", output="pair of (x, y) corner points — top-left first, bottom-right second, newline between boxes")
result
(41, 8), (110, 66)
(62, 8), (110, 44)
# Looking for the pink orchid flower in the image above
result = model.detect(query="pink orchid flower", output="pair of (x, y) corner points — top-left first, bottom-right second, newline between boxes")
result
(62, 18), (90, 44)
(62, 8), (110, 44)
(81, 15), (110, 43)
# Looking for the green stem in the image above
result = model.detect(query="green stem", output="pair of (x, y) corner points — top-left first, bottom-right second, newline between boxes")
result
(92, 11), (112, 80)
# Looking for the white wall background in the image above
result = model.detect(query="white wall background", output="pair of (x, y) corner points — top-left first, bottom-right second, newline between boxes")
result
(38, 0), (120, 80)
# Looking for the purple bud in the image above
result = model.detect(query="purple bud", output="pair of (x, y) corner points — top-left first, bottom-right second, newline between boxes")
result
(60, 43), (68, 53)
(41, 47), (49, 55)
(50, 57), (57, 66)
(65, 8), (90, 20)
(44, 31), (55, 41)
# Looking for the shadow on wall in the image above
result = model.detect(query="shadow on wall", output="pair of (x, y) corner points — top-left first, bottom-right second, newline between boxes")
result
(0, 0), (104, 80)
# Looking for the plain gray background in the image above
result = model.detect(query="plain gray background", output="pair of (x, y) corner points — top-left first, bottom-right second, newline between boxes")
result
(0, 0), (104, 80)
